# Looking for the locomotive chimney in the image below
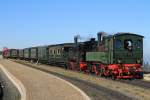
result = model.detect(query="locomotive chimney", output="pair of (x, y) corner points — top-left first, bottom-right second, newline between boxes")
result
(90, 38), (95, 42)
(97, 32), (104, 45)
(74, 36), (78, 46)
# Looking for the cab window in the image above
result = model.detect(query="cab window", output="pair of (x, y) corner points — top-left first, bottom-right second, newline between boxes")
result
(135, 40), (142, 49)
(124, 39), (132, 50)
(115, 40), (122, 49)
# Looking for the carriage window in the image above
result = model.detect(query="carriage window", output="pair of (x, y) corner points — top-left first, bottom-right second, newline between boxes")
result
(115, 40), (122, 49)
(135, 40), (142, 48)
(62, 48), (64, 51)
(64, 47), (70, 52)
(49, 50), (52, 54)
(53, 50), (56, 54)
(50, 50), (52, 53)
(57, 49), (60, 54)
(124, 40), (132, 50)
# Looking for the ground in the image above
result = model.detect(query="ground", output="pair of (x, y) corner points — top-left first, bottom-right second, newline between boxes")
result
(144, 74), (150, 81)
(0, 59), (89, 100)
(1, 58), (150, 100)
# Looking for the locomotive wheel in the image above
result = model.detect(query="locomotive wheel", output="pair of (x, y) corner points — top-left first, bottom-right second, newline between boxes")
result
(99, 69), (105, 77)
(109, 70), (116, 80)
(64, 64), (68, 69)
(111, 75), (116, 80)
(99, 73), (104, 77)
(67, 62), (72, 70)
(139, 72), (144, 79)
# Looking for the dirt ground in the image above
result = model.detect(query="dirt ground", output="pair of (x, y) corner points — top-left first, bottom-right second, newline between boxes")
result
(0, 59), (89, 100)
(144, 74), (150, 81)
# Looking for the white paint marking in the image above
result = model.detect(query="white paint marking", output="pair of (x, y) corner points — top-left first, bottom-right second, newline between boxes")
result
(5, 60), (90, 100)
(0, 64), (26, 100)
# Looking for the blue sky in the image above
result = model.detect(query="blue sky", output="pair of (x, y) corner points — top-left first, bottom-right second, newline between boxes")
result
(0, 0), (150, 62)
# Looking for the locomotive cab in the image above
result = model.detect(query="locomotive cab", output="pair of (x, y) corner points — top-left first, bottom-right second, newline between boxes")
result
(113, 33), (143, 64)
(110, 33), (144, 79)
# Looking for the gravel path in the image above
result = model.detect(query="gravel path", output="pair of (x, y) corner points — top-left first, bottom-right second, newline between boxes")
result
(0, 59), (89, 100)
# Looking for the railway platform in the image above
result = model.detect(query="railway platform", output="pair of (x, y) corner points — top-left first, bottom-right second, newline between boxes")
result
(0, 59), (90, 100)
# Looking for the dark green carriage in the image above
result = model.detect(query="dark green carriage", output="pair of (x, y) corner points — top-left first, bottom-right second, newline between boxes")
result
(8, 49), (18, 58)
(24, 48), (30, 59)
(30, 47), (38, 60)
(7, 50), (11, 58)
(19, 49), (24, 58)
(37, 46), (48, 63)
(48, 43), (75, 65)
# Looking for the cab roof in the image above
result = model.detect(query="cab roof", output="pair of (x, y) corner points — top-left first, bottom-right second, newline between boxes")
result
(114, 32), (144, 38)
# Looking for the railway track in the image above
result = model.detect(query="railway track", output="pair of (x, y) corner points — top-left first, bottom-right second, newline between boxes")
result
(118, 79), (150, 89)
(79, 67), (150, 89)
(90, 75), (150, 90)
(92, 74), (150, 89)
(86, 71), (150, 89)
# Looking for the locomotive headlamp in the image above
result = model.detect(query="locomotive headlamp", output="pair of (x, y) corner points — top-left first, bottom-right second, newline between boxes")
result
(117, 59), (122, 64)
(137, 59), (141, 64)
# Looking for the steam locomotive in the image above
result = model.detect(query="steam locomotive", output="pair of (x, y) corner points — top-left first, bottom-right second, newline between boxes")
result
(3, 32), (144, 79)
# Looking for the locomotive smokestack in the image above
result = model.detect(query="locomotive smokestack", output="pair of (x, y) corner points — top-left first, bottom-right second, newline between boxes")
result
(97, 32), (104, 45)
(74, 36), (78, 46)
(90, 38), (95, 42)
